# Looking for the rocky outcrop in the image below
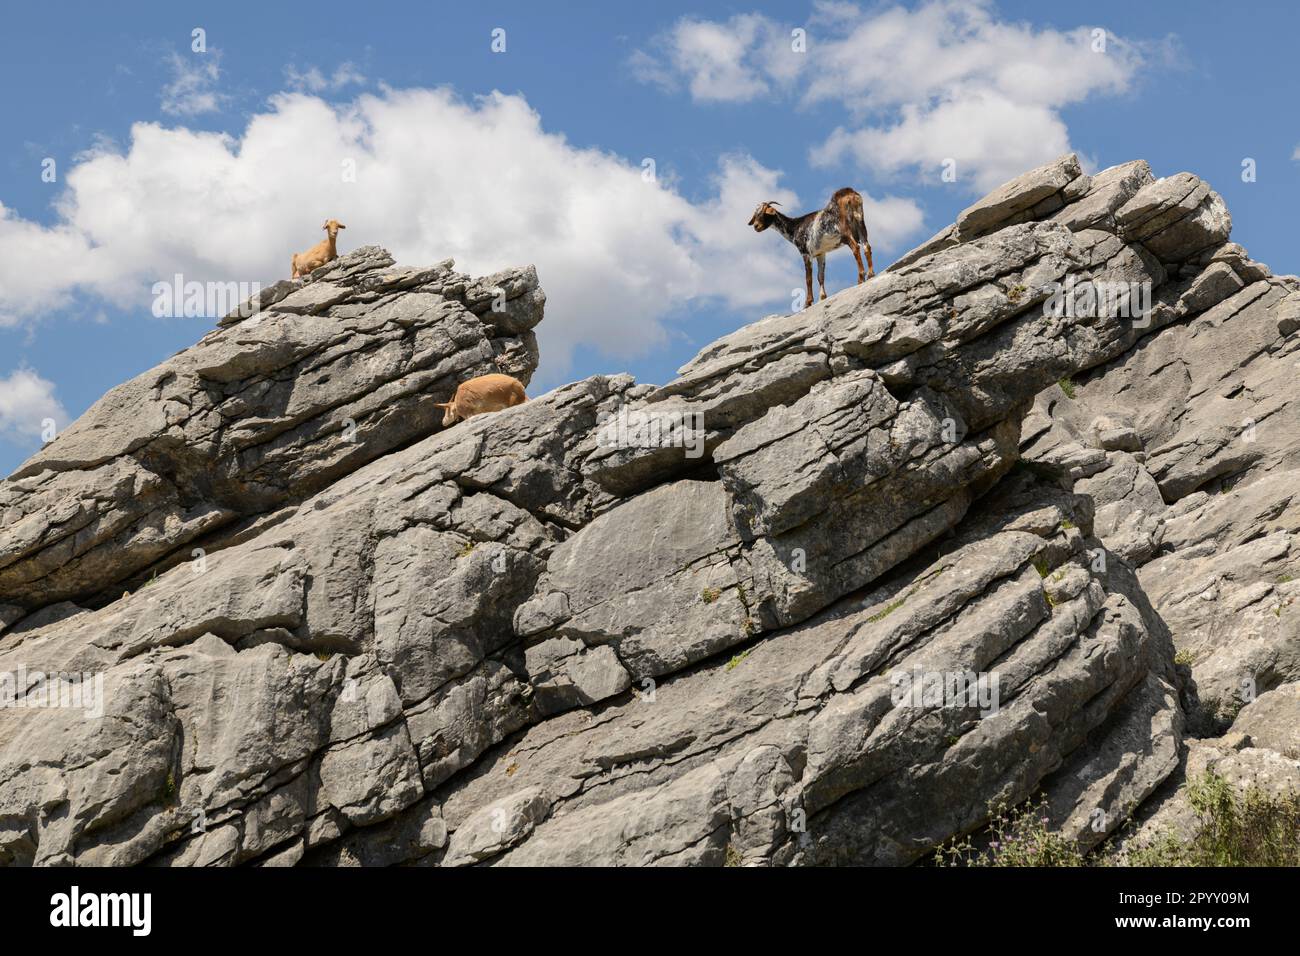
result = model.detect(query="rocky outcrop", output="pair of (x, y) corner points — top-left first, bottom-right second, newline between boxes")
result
(2, 154), (1296, 866)
(0, 249), (543, 612)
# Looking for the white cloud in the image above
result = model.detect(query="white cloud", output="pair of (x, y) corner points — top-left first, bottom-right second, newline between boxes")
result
(284, 62), (367, 93)
(630, 14), (794, 102)
(0, 367), (68, 445)
(860, 193), (927, 250)
(161, 50), (226, 116)
(0, 87), (926, 381)
(812, 90), (1073, 192)
(633, 0), (1163, 191)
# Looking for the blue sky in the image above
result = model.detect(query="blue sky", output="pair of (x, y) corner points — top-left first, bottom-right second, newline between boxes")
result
(1, 0), (1297, 477)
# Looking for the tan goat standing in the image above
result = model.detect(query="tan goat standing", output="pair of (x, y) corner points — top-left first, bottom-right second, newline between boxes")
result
(435, 373), (527, 426)
(291, 219), (346, 278)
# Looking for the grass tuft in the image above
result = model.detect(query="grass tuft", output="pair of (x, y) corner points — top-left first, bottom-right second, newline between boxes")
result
(1122, 771), (1300, 867)
(161, 771), (178, 805)
(867, 598), (906, 623)
(726, 649), (752, 671)
(938, 772), (1300, 868)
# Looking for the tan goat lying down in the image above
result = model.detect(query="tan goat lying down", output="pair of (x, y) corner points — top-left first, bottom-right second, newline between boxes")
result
(291, 219), (346, 278)
(435, 373), (527, 425)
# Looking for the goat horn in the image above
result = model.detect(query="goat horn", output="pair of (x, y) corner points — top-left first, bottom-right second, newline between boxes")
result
(767, 201), (782, 207)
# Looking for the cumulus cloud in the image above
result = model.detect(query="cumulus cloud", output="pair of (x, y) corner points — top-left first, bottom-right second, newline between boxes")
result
(160, 50), (226, 116)
(629, 14), (796, 102)
(811, 90), (1074, 192)
(860, 193), (927, 249)
(0, 87), (926, 379)
(633, 0), (1164, 191)
(0, 367), (68, 445)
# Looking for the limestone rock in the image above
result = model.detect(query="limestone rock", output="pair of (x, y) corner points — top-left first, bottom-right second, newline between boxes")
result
(0, 247), (544, 613)
(956, 152), (1083, 240)
(3, 154), (1297, 867)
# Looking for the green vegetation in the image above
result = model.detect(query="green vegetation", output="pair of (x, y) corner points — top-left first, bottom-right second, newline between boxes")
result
(701, 587), (721, 604)
(1057, 377), (1078, 399)
(724, 844), (743, 866)
(867, 597), (906, 623)
(1122, 772), (1300, 867)
(865, 571), (946, 626)
(936, 796), (1085, 867)
(1038, 562), (1072, 607)
(1060, 518), (1076, 531)
(1006, 283), (1028, 304)
(1173, 648), (1198, 667)
(937, 772), (1300, 867)
(455, 539), (476, 558)
(726, 649), (752, 671)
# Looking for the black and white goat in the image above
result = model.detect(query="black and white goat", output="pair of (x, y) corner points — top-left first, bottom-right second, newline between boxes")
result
(749, 188), (875, 309)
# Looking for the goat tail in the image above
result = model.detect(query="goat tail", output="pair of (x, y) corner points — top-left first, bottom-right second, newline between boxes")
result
(847, 191), (870, 247)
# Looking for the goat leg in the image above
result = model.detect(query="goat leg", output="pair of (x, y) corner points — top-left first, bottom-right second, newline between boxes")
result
(848, 238), (865, 283)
